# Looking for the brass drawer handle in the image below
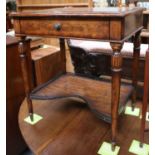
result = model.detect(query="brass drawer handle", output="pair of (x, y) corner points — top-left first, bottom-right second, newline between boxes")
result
(53, 23), (61, 31)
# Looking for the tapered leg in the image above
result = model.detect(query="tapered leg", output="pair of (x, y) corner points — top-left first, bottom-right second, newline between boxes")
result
(110, 42), (123, 151)
(140, 50), (149, 147)
(18, 38), (34, 121)
(132, 31), (141, 110)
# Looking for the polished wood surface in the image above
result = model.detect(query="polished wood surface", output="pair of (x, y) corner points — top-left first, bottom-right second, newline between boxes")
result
(16, 0), (91, 11)
(6, 35), (27, 155)
(17, 0), (89, 5)
(18, 18), (109, 40)
(12, 7), (142, 17)
(30, 73), (132, 123)
(31, 46), (65, 86)
(131, 31), (141, 110)
(11, 7), (143, 148)
(11, 7), (143, 42)
(30, 37), (44, 49)
(110, 42), (123, 149)
(19, 99), (148, 155)
(140, 50), (149, 146)
(18, 38), (35, 120)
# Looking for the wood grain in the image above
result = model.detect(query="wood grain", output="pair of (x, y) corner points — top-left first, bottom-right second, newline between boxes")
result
(110, 42), (123, 149)
(11, 7), (143, 149)
(30, 73), (132, 123)
(124, 11), (143, 38)
(19, 18), (109, 40)
(18, 37), (34, 120)
(19, 99), (148, 155)
(6, 35), (27, 155)
(31, 46), (65, 86)
(110, 19), (122, 40)
(11, 7), (143, 17)
(132, 31), (141, 109)
(140, 50), (149, 145)
(11, 7), (143, 42)
(16, 0), (90, 11)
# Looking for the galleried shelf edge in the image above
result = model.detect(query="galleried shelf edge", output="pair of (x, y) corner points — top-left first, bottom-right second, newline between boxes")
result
(30, 73), (133, 123)
(11, 7), (143, 151)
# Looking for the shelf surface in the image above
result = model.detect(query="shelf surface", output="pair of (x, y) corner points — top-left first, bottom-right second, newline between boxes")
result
(30, 73), (132, 122)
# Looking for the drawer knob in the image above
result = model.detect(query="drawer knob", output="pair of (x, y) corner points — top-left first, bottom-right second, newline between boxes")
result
(53, 23), (61, 31)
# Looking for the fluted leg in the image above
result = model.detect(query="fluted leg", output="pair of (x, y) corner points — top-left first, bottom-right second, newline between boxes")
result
(132, 31), (141, 110)
(18, 38), (34, 121)
(110, 42), (123, 151)
(140, 50), (149, 147)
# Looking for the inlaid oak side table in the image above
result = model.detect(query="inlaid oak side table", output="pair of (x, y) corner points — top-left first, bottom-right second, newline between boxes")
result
(11, 7), (143, 151)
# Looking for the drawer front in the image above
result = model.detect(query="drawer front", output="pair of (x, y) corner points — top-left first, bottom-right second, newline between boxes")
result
(19, 18), (110, 40)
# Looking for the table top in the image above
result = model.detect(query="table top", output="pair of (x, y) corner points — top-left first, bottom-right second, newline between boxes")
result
(11, 7), (143, 18)
(11, 7), (143, 42)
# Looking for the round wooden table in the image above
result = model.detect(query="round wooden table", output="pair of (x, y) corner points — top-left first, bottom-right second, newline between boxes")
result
(19, 99), (148, 155)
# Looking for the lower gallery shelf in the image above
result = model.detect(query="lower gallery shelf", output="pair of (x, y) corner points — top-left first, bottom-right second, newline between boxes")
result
(30, 73), (133, 123)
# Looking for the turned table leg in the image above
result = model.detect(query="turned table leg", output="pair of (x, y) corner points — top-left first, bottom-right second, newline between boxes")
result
(18, 38), (34, 121)
(132, 31), (141, 110)
(140, 50), (149, 147)
(110, 43), (123, 151)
